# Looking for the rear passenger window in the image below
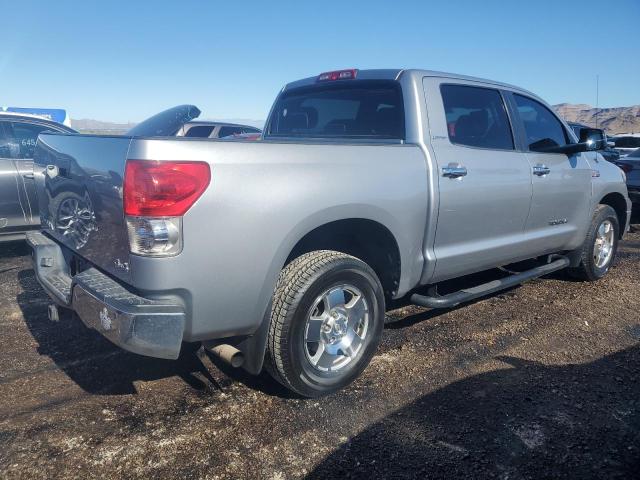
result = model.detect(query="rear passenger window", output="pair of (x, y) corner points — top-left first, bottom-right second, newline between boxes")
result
(185, 125), (214, 137)
(513, 94), (568, 152)
(441, 84), (514, 150)
(0, 122), (15, 158)
(10, 122), (56, 158)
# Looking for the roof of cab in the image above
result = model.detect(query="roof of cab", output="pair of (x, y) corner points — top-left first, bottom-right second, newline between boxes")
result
(282, 68), (537, 98)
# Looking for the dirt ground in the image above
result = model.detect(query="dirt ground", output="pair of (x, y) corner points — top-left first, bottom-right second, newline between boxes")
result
(1, 216), (638, 479)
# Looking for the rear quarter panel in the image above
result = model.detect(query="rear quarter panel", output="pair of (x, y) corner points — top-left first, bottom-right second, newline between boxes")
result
(126, 138), (429, 341)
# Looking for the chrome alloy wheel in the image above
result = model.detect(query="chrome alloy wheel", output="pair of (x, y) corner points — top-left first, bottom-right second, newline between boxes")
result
(593, 219), (615, 269)
(304, 285), (369, 372)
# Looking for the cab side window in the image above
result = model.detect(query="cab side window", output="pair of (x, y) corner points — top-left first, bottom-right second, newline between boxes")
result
(441, 84), (514, 150)
(513, 94), (568, 152)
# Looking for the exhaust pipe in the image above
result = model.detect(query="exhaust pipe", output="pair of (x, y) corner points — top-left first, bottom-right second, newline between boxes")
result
(207, 343), (244, 368)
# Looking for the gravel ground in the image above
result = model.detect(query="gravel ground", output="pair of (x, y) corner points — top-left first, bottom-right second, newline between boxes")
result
(0, 216), (638, 479)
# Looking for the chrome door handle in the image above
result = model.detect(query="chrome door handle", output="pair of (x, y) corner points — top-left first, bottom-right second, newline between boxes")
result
(23, 173), (34, 179)
(533, 164), (551, 176)
(442, 164), (468, 178)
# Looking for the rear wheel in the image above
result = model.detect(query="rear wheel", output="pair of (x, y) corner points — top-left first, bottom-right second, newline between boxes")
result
(568, 205), (619, 281)
(266, 250), (385, 397)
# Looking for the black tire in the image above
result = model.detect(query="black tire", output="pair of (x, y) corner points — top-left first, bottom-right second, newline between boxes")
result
(266, 250), (385, 397)
(568, 205), (619, 281)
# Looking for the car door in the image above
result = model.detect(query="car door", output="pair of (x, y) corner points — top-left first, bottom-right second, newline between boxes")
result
(423, 79), (534, 282)
(0, 121), (27, 234)
(7, 121), (61, 227)
(508, 93), (592, 253)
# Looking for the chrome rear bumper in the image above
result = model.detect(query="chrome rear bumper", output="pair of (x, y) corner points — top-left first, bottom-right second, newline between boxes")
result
(26, 231), (185, 360)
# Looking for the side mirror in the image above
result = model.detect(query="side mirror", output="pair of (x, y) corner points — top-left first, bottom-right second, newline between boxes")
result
(579, 127), (606, 151)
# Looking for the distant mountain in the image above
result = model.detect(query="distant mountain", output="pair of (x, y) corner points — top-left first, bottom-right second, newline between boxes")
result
(553, 104), (640, 135)
(70, 118), (264, 134)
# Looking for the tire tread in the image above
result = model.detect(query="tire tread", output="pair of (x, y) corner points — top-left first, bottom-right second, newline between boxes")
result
(266, 250), (374, 396)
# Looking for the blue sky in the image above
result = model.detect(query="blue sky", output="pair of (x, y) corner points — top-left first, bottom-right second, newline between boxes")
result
(3, 0), (639, 123)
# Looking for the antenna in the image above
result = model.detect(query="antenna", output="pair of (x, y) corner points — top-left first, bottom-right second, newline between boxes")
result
(595, 74), (599, 129)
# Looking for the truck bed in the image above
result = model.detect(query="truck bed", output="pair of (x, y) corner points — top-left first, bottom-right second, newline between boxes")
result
(33, 133), (429, 342)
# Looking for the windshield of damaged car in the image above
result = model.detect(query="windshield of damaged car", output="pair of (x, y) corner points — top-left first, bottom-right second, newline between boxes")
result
(266, 81), (405, 140)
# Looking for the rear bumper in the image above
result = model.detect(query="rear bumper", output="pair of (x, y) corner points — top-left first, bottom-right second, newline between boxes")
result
(26, 231), (185, 360)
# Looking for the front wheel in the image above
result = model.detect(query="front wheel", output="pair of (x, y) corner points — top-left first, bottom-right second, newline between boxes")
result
(568, 205), (620, 281)
(266, 250), (385, 397)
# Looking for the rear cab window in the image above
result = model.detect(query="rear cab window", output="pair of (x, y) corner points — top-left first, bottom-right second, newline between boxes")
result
(440, 84), (514, 150)
(265, 80), (405, 140)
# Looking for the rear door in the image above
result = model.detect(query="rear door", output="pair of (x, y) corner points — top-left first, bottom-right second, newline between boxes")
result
(423, 79), (533, 282)
(508, 93), (592, 252)
(9, 121), (60, 225)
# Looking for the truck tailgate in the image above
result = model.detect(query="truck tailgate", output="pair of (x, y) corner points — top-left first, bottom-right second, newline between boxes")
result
(34, 133), (134, 282)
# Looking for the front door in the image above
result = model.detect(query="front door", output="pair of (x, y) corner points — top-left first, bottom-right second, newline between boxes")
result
(509, 93), (592, 253)
(423, 79), (533, 283)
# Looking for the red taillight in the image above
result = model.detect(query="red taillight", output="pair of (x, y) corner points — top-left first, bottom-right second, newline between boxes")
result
(317, 69), (358, 82)
(124, 160), (211, 216)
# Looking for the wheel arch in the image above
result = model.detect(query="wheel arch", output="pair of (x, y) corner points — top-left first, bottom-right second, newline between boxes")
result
(284, 218), (402, 300)
(599, 192), (628, 238)
(239, 212), (404, 376)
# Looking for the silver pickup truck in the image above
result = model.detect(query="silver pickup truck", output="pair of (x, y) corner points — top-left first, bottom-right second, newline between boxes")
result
(28, 69), (631, 397)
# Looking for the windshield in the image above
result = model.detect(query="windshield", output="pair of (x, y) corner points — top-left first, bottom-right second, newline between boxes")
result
(127, 105), (201, 137)
(266, 80), (404, 140)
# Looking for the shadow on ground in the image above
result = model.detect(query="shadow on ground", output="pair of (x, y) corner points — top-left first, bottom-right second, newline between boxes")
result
(0, 240), (29, 259)
(15, 268), (224, 395)
(308, 346), (640, 479)
(13, 262), (528, 398)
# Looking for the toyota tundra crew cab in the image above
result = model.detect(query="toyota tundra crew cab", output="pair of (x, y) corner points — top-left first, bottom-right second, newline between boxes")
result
(28, 69), (631, 397)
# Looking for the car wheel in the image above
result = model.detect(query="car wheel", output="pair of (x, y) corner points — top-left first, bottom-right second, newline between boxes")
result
(568, 205), (619, 281)
(266, 250), (385, 397)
